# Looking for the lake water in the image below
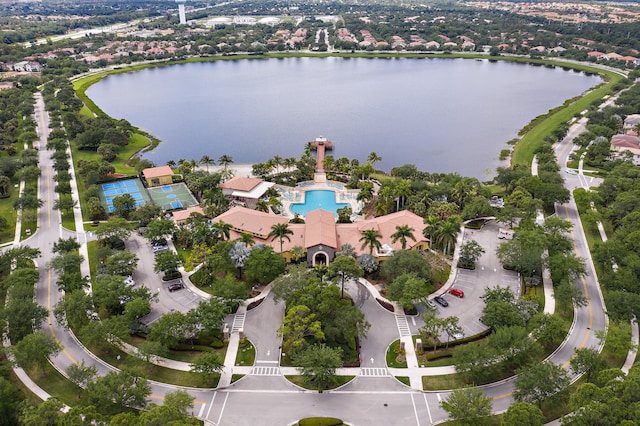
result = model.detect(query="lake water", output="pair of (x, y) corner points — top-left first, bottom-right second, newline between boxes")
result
(86, 57), (601, 179)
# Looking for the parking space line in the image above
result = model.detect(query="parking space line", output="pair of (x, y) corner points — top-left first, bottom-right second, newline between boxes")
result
(423, 393), (432, 424)
(410, 393), (421, 426)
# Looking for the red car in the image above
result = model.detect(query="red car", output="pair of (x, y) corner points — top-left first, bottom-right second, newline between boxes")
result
(449, 288), (464, 298)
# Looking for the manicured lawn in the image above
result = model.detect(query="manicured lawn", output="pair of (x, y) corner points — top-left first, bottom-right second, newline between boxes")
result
(394, 376), (410, 386)
(235, 338), (256, 367)
(89, 343), (215, 388)
(284, 375), (354, 390)
(32, 362), (84, 407)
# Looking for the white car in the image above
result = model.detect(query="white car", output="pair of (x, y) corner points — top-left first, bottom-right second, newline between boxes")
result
(124, 275), (135, 287)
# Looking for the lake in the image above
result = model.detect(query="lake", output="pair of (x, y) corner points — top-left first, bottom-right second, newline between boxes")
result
(86, 57), (601, 179)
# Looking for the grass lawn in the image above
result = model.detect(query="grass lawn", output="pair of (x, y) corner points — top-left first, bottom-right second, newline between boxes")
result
(394, 376), (410, 386)
(235, 338), (256, 367)
(89, 343), (215, 388)
(284, 375), (354, 390)
(32, 362), (84, 407)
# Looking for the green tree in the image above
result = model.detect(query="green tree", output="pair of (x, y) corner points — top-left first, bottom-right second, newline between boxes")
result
(104, 250), (138, 276)
(554, 281), (588, 315)
(190, 351), (224, 384)
(440, 387), (492, 425)
(296, 343), (343, 390)
(388, 273), (433, 310)
(112, 193), (136, 218)
(0, 376), (24, 425)
(94, 217), (132, 244)
(458, 240), (485, 269)
(153, 250), (182, 276)
(212, 220), (232, 241)
(268, 222), (293, 253)
(501, 402), (545, 426)
(244, 245), (286, 285)
(10, 331), (61, 374)
(359, 229), (382, 255)
(380, 250), (431, 281)
(84, 370), (151, 413)
(145, 218), (176, 241)
(279, 305), (325, 356)
(513, 361), (570, 406)
(66, 361), (97, 389)
(570, 347), (607, 382)
(391, 224), (416, 250)
(326, 255), (363, 298)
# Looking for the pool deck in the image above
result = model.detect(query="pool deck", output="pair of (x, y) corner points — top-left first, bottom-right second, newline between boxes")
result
(278, 176), (363, 221)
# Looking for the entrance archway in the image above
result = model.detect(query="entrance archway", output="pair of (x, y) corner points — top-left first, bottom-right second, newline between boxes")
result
(313, 252), (328, 266)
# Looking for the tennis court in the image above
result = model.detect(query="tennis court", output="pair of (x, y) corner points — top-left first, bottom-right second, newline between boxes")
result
(98, 179), (150, 213)
(147, 182), (198, 211)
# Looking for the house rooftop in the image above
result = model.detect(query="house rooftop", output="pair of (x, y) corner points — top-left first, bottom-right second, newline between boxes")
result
(142, 166), (174, 179)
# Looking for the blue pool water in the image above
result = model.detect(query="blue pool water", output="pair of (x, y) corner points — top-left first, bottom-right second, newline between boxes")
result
(290, 190), (350, 217)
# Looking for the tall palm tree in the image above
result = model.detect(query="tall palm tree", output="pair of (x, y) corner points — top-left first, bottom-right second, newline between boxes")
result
(438, 215), (462, 255)
(166, 160), (176, 168)
(394, 180), (412, 211)
(367, 152), (382, 168)
(268, 223), (293, 253)
(359, 229), (382, 255)
(391, 225), (416, 250)
(218, 154), (233, 173)
(199, 155), (215, 172)
(212, 220), (232, 241)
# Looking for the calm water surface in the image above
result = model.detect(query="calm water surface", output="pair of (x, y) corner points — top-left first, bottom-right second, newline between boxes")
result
(87, 57), (601, 179)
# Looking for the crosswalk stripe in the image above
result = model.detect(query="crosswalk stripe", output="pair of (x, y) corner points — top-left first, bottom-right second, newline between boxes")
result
(250, 366), (280, 376)
(360, 368), (388, 377)
(395, 315), (411, 337)
(232, 313), (245, 333)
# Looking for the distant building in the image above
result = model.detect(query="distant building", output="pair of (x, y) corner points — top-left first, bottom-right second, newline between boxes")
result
(142, 166), (174, 187)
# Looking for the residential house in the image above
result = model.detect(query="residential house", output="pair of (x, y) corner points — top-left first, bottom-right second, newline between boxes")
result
(611, 134), (640, 165)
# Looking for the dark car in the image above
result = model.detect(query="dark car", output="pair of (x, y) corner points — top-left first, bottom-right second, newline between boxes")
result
(168, 282), (184, 292)
(434, 296), (448, 307)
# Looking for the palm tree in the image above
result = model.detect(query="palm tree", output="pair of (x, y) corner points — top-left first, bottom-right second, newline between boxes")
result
(394, 180), (412, 211)
(437, 216), (462, 255)
(357, 182), (374, 203)
(268, 223), (293, 253)
(239, 232), (255, 246)
(255, 200), (270, 213)
(391, 225), (416, 250)
(367, 152), (382, 168)
(229, 241), (250, 279)
(359, 229), (382, 256)
(212, 220), (232, 241)
(199, 155), (215, 172)
(290, 245), (306, 264)
(218, 154), (233, 179)
(272, 155), (283, 174)
(166, 160), (176, 168)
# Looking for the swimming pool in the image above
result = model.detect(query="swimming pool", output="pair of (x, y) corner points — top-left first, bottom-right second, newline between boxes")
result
(290, 190), (350, 217)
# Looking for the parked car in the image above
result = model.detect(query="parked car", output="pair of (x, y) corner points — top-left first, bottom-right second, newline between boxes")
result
(153, 245), (169, 253)
(425, 299), (437, 309)
(151, 239), (167, 247)
(434, 296), (448, 307)
(448, 288), (464, 298)
(168, 282), (184, 292)
(124, 275), (135, 287)
(447, 327), (464, 340)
